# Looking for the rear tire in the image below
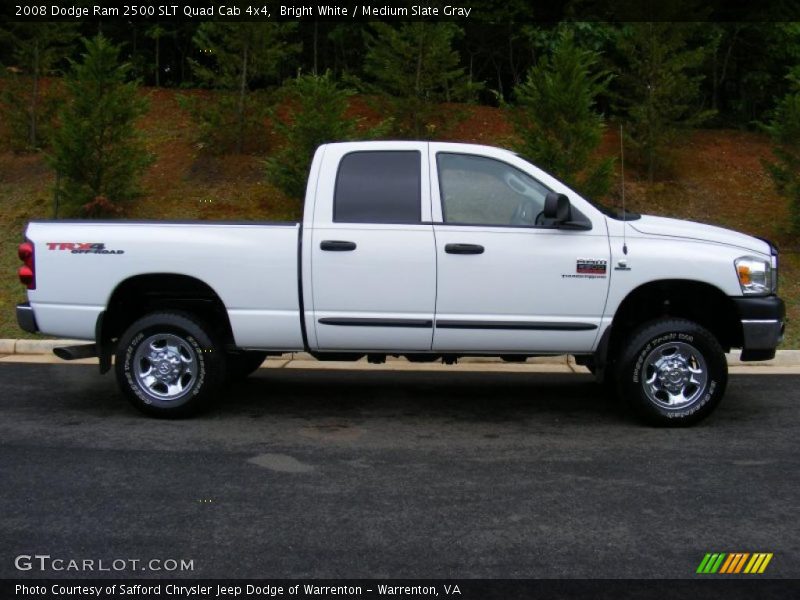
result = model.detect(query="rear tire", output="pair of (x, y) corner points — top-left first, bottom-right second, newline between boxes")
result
(616, 318), (727, 426)
(226, 351), (268, 381)
(115, 312), (226, 418)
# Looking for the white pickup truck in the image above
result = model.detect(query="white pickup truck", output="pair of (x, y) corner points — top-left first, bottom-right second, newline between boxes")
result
(16, 141), (785, 425)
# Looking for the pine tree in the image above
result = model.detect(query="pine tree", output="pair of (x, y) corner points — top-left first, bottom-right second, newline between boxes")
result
(266, 71), (376, 200)
(184, 21), (299, 153)
(763, 70), (800, 235)
(49, 35), (151, 217)
(615, 23), (714, 182)
(362, 22), (480, 138)
(0, 23), (77, 151)
(145, 24), (169, 87)
(513, 30), (614, 198)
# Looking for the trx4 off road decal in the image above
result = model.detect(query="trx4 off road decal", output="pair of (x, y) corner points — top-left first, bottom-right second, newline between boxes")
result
(46, 243), (124, 255)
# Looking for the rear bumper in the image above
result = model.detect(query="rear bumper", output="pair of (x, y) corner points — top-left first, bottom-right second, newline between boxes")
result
(16, 302), (38, 334)
(733, 296), (785, 361)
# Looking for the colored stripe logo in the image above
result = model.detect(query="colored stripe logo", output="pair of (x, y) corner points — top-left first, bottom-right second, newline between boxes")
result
(697, 553), (773, 574)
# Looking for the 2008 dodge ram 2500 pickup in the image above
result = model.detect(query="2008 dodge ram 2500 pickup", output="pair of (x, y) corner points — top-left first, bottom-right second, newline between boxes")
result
(16, 141), (785, 425)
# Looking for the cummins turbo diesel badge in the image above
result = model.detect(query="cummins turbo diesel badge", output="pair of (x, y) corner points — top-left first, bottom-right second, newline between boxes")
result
(46, 242), (124, 254)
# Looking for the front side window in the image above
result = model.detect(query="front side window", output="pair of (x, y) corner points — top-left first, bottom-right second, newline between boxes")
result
(334, 151), (421, 224)
(437, 153), (551, 226)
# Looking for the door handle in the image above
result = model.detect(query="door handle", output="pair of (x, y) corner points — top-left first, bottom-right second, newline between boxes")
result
(445, 243), (484, 255)
(320, 240), (357, 251)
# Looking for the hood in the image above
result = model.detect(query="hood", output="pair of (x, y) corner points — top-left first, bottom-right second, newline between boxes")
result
(630, 215), (770, 255)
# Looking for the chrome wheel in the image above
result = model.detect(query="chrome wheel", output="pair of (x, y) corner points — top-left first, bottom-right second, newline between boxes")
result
(642, 341), (708, 410)
(133, 333), (198, 404)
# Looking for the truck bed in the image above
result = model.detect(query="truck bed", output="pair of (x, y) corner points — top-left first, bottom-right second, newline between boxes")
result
(24, 220), (304, 350)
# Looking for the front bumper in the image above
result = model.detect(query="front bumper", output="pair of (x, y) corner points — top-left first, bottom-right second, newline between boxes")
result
(733, 296), (785, 361)
(16, 302), (38, 334)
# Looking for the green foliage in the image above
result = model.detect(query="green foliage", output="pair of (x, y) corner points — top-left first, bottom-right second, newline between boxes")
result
(145, 24), (170, 87)
(615, 23), (714, 181)
(512, 30), (614, 198)
(48, 35), (151, 217)
(177, 89), (272, 154)
(362, 22), (481, 138)
(763, 73), (800, 234)
(463, 0), (539, 99)
(184, 20), (299, 153)
(709, 23), (800, 126)
(266, 71), (377, 200)
(0, 23), (77, 151)
(327, 24), (365, 78)
(524, 22), (617, 57)
(0, 74), (62, 152)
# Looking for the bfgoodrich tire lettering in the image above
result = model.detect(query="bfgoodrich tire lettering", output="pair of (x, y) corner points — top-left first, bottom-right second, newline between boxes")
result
(115, 312), (226, 418)
(617, 318), (727, 426)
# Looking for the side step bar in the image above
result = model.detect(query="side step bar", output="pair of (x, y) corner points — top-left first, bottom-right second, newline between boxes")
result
(53, 344), (98, 361)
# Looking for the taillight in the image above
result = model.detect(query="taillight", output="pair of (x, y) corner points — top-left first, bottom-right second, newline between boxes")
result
(18, 241), (35, 290)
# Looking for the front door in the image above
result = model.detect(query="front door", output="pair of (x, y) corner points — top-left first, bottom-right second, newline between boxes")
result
(430, 148), (610, 354)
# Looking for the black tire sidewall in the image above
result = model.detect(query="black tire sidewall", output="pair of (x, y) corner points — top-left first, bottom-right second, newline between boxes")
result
(115, 312), (224, 417)
(618, 319), (728, 426)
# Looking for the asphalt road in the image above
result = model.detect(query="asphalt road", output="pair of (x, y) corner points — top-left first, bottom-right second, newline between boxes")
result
(0, 363), (798, 579)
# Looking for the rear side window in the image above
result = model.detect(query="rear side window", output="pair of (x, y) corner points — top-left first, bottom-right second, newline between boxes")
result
(334, 151), (421, 224)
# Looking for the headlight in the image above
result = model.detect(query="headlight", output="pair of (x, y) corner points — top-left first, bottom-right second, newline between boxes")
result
(735, 256), (774, 295)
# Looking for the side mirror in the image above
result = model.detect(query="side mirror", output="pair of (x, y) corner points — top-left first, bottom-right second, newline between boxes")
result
(543, 192), (571, 223)
(542, 192), (591, 230)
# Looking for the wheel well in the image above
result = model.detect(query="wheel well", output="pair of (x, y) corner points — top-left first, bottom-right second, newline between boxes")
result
(100, 274), (235, 354)
(606, 280), (741, 364)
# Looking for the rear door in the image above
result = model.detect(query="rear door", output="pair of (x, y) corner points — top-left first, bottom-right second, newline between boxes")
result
(309, 143), (436, 351)
(430, 145), (610, 354)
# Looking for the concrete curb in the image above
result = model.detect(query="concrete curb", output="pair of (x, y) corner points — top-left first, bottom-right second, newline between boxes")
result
(10, 339), (85, 355)
(2, 339), (799, 368)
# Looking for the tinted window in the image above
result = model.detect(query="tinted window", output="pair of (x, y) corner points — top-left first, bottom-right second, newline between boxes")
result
(437, 153), (551, 226)
(334, 151), (421, 224)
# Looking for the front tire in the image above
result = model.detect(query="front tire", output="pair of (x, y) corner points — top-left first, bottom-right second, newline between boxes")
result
(616, 318), (727, 426)
(115, 312), (226, 418)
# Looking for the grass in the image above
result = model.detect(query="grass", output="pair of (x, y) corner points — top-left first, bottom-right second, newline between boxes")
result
(0, 88), (797, 347)
(0, 164), (53, 339)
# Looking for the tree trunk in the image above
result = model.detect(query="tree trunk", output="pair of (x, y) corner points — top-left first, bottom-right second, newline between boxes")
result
(717, 26), (739, 113)
(711, 43), (718, 112)
(30, 39), (39, 149)
(155, 34), (160, 87)
(313, 20), (318, 75)
(508, 26), (518, 87)
(491, 56), (504, 100)
(415, 25), (424, 95)
(53, 172), (61, 219)
(237, 44), (248, 154)
(414, 24), (425, 136)
(176, 32), (188, 85)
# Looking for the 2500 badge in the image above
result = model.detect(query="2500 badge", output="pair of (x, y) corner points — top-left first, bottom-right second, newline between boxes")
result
(47, 243), (124, 255)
